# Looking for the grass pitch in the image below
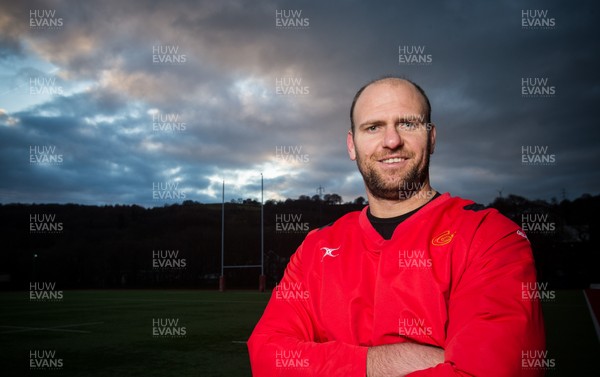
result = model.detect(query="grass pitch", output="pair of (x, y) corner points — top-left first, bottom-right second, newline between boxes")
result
(0, 289), (598, 376)
(0, 290), (269, 377)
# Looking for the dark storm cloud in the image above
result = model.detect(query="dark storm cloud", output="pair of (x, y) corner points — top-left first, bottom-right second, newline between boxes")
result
(0, 0), (598, 205)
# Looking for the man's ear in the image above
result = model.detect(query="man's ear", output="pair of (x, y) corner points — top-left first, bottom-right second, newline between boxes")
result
(429, 124), (436, 154)
(347, 130), (357, 161)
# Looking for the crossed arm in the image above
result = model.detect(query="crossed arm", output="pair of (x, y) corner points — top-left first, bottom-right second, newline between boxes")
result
(247, 317), (444, 377)
(367, 343), (445, 377)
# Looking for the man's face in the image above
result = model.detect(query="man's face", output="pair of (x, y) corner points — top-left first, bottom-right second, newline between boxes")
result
(347, 81), (436, 201)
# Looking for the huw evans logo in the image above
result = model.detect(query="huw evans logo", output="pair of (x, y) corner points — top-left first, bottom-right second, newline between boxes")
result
(29, 282), (63, 301)
(152, 318), (186, 337)
(521, 213), (556, 234)
(275, 282), (310, 301)
(398, 45), (432, 65)
(29, 350), (63, 370)
(398, 317), (433, 338)
(152, 45), (187, 65)
(275, 145), (310, 163)
(29, 213), (63, 234)
(275, 10), (309, 29)
(521, 349), (556, 371)
(521, 145), (556, 166)
(275, 77), (310, 95)
(398, 181), (436, 201)
(521, 77), (556, 98)
(152, 181), (186, 200)
(276, 213), (309, 233)
(152, 112), (186, 132)
(521, 281), (556, 302)
(30, 145), (63, 165)
(29, 9), (63, 30)
(29, 76), (64, 95)
(521, 10), (556, 30)
(275, 350), (310, 369)
(152, 250), (187, 269)
(399, 249), (432, 269)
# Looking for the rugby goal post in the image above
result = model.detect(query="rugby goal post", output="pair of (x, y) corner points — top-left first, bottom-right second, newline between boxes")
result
(219, 176), (266, 292)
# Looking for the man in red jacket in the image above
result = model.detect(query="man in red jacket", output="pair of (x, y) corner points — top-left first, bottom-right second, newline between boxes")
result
(247, 77), (546, 376)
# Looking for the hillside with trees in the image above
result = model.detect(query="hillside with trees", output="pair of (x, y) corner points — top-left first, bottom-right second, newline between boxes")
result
(0, 193), (597, 290)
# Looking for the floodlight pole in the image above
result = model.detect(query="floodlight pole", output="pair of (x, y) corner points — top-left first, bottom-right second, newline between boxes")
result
(219, 180), (225, 292)
(259, 173), (266, 292)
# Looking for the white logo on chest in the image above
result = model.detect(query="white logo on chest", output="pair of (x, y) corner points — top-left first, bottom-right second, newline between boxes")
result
(320, 246), (340, 261)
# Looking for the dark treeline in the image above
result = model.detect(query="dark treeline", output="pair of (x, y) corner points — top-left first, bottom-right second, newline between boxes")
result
(0, 193), (598, 290)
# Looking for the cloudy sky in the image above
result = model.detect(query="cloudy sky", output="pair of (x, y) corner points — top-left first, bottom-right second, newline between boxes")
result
(0, 0), (598, 206)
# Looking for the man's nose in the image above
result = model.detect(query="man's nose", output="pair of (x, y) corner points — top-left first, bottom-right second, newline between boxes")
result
(382, 124), (403, 149)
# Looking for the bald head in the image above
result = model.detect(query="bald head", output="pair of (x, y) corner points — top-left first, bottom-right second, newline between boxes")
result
(350, 77), (431, 132)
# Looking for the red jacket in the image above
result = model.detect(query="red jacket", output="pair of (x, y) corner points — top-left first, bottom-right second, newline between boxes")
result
(248, 193), (545, 376)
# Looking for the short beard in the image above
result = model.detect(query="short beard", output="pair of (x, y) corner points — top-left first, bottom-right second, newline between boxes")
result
(355, 137), (431, 201)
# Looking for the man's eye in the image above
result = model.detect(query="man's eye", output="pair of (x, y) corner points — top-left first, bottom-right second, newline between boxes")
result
(367, 125), (379, 132)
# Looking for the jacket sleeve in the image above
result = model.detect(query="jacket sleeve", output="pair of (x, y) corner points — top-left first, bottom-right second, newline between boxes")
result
(247, 241), (368, 377)
(408, 215), (546, 377)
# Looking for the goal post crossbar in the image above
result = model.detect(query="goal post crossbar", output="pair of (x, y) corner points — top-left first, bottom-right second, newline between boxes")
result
(223, 265), (262, 269)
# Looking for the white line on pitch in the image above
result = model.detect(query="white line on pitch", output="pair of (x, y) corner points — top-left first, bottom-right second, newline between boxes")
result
(0, 321), (104, 334)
